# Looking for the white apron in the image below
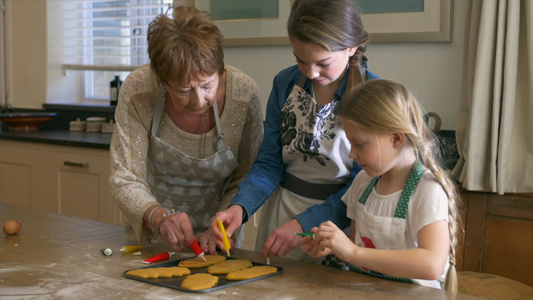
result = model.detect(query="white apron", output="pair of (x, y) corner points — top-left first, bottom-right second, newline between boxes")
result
(349, 161), (423, 285)
(147, 86), (239, 234)
(256, 75), (352, 262)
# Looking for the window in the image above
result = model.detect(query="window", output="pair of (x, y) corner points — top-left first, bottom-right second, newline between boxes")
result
(50, 0), (172, 104)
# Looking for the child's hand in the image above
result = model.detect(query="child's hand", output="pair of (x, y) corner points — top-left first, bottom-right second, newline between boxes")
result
(314, 221), (357, 262)
(300, 227), (331, 257)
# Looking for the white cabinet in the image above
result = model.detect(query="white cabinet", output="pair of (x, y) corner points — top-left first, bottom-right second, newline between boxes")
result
(0, 140), (123, 226)
(0, 141), (44, 209)
(41, 145), (123, 225)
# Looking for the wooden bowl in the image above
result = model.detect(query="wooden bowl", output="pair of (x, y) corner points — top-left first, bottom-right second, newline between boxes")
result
(0, 112), (57, 131)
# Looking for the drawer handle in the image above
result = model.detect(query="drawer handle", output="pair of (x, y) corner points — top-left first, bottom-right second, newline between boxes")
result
(64, 161), (89, 168)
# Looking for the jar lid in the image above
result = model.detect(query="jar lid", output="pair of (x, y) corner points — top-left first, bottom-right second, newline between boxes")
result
(87, 117), (106, 122)
(70, 118), (87, 125)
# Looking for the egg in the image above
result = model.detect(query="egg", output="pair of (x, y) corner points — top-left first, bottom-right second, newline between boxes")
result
(3, 220), (21, 235)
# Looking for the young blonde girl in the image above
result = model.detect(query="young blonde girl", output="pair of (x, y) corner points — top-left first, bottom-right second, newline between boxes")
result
(300, 79), (461, 291)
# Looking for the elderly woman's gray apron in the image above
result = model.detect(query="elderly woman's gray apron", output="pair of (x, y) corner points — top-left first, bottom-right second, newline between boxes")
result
(147, 86), (238, 234)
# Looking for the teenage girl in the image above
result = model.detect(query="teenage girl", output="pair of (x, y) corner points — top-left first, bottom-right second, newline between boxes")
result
(300, 79), (461, 290)
(210, 0), (379, 261)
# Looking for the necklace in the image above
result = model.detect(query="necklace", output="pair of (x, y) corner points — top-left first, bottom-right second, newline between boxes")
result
(201, 111), (208, 158)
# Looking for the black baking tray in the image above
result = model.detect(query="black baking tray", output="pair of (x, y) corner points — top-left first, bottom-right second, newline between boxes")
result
(123, 256), (283, 293)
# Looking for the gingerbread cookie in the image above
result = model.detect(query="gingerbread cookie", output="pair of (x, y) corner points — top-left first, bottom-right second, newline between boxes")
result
(181, 273), (219, 290)
(226, 266), (278, 280)
(125, 266), (190, 279)
(178, 254), (227, 268)
(207, 259), (253, 274)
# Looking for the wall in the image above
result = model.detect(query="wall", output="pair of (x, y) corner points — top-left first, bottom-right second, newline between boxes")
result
(4, 0), (47, 110)
(5, 0), (467, 130)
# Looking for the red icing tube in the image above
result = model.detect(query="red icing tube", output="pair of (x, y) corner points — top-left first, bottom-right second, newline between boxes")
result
(190, 239), (206, 261)
(142, 251), (175, 264)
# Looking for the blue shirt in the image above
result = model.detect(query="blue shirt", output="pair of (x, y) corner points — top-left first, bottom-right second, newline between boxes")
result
(230, 64), (380, 232)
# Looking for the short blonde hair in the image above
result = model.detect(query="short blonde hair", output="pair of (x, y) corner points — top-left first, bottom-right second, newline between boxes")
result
(147, 6), (224, 86)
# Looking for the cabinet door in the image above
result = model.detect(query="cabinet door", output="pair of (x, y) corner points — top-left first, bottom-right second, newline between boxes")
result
(0, 141), (44, 209)
(41, 145), (121, 225)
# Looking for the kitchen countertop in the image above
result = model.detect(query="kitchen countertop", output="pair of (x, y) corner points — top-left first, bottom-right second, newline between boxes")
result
(0, 203), (481, 299)
(0, 129), (111, 149)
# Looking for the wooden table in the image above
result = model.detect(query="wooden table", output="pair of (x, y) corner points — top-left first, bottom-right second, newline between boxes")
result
(0, 203), (481, 299)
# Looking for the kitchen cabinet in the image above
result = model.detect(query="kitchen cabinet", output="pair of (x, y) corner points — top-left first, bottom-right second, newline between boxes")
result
(460, 190), (533, 286)
(0, 140), (123, 226)
(0, 141), (43, 209)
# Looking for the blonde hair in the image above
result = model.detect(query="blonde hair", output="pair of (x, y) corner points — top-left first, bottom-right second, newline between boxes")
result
(147, 6), (224, 86)
(287, 0), (369, 90)
(339, 79), (461, 291)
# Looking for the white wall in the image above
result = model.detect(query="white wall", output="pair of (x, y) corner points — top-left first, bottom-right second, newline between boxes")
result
(5, 0), (467, 130)
(223, 0), (467, 130)
(4, 0), (47, 110)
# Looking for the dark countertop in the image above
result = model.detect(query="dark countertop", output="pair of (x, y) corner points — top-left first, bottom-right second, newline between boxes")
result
(0, 104), (115, 149)
(0, 105), (458, 168)
(0, 129), (112, 149)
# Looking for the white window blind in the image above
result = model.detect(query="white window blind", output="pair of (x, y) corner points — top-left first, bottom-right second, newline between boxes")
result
(56, 0), (172, 102)
(61, 0), (173, 71)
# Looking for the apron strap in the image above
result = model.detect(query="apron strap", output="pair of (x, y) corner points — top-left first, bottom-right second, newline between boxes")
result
(281, 172), (347, 200)
(296, 74), (307, 88)
(349, 265), (414, 284)
(394, 161), (422, 219)
(358, 177), (378, 205)
(151, 85), (167, 137)
(212, 100), (226, 152)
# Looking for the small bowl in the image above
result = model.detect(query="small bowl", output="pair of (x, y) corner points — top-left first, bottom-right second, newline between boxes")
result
(0, 112), (57, 131)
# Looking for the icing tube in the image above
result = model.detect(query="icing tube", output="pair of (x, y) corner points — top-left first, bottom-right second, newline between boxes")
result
(296, 232), (315, 239)
(120, 245), (142, 253)
(217, 219), (231, 257)
(190, 239), (206, 261)
(100, 248), (113, 256)
(142, 251), (175, 264)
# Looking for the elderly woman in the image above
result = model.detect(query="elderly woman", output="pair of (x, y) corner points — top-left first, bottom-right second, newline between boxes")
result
(109, 6), (263, 254)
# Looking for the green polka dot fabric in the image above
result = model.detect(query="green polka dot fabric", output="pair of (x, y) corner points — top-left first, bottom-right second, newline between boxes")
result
(358, 177), (378, 205)
(349, 265), (414, 284)
(358, 161), (423, 220)
(394, 161), (422, 219)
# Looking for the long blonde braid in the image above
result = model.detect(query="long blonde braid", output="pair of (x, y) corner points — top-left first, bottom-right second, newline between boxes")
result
(414, 124), (461, 292)
(339, 79), (462, 291)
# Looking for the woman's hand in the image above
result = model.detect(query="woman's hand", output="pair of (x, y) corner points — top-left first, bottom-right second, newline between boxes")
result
(158, 212), (194, 252)
(260, 218), (303, 257)
(209, 205), (244, 250)
(195, 226), (235, 255)
(313, 221), (356, 262)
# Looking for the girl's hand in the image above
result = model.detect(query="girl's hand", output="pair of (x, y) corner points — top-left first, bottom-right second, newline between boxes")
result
(209, 205), (243, 250)
(314, 221), (357, 262)
(158, 212), (194, 252)
(300, 227), (331, 257)
(261, 219), (303, 257)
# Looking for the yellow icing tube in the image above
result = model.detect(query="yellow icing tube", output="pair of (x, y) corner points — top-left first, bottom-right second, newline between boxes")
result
(217, 219), (231, 257)
(120, 245), (142, 253)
